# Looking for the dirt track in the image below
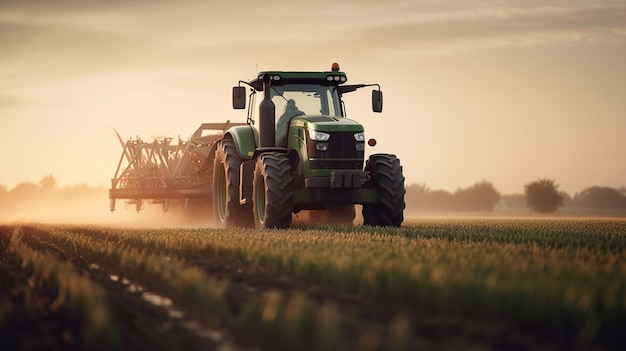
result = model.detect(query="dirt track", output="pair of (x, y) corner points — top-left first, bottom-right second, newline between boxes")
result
(0, 225), (579, 351)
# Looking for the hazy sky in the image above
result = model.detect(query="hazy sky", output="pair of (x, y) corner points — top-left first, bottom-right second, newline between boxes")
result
(1, 0), (625, 195)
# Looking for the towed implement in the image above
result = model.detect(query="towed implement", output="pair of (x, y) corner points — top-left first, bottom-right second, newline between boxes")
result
(110, 63), (405, 228)
(109, 122), (245, 212)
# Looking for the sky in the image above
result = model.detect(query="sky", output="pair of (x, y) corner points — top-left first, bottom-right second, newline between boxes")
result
(1, 0), (625, 196)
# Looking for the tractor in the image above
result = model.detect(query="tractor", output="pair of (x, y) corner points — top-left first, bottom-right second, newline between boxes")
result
(216, 63), (405, 228)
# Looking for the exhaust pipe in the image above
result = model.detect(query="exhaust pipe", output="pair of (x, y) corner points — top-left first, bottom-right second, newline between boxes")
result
(259, 74), (276, 148)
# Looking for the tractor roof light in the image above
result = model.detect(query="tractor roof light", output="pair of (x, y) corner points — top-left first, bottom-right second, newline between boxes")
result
(331, 62), (340, 71)
(326, 75), (347, 82)
(257, 74), (281, 81)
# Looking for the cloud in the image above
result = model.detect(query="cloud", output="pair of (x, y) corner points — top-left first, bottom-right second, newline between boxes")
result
(329, 4), (626, 56)
(158, 3), (626, 58)
(0, 1), (277, 76)
(1, 1), (625, 80)
(0, 14), (174, 85)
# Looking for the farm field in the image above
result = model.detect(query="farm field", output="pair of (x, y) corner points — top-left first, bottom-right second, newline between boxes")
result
(1, 218), (625, 350)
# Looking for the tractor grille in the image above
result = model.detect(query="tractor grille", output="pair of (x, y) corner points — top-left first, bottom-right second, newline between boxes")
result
(307, 131), (364, 170)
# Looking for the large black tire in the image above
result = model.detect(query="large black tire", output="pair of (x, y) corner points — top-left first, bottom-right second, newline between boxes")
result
(253, 152), (293, 229)
(213, 139), (252, 227)
(362, 154), (405, 227)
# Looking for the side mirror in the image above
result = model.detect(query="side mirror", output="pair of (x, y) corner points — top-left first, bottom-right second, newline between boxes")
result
(232, 86), (246, 109)
(372, 90), (383, 113)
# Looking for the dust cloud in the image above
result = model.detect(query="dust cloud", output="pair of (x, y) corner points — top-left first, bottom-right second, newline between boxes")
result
(0, 187), (360, 228)
(0, 177), (365, 228)
(0, 185), (214, 228)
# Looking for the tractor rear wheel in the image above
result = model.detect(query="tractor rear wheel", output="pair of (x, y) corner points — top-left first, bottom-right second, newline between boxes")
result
(362, 154), (405, 227)
(253, 152), (293, 229)
(213, 138), (252, 227)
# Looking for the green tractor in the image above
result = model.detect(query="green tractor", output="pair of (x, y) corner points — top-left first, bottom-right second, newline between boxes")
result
(213, 63), (405, 229)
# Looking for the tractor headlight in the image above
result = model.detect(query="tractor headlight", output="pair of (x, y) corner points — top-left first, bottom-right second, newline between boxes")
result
(316, 142), (329, 151)
(354, 132), (365, 142)
(309, 130), (330, 141)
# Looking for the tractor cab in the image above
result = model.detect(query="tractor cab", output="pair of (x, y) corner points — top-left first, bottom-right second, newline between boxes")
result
(255, 82), (344, 147)
(233, 63), (382, 147)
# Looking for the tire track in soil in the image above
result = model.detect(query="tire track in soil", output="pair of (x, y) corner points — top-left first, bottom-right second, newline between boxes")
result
(15, 228), (232, 351)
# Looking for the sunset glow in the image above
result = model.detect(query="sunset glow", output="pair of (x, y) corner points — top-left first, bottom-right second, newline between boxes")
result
(2, 0), (625, 196)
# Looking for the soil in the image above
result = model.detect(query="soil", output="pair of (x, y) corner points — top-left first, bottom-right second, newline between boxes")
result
(0, 226), (586, 351)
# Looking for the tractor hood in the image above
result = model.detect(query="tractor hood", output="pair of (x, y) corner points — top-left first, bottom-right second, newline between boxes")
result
(290, 116), (364, 133)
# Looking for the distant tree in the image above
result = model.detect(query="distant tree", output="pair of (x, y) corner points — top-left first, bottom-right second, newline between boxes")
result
(574, 186), (624, 213)
(9, 182), (39, 201)
(559, 191), (573, 207)
(524, 179), (563, 213)
(454, 181), (500, 211)
(405, 183), (430, 210)
(60, 183), (96, 199)
(38, 175), (57, 192)
(429, 190), (454, 210)
(406, 181), (501, 211)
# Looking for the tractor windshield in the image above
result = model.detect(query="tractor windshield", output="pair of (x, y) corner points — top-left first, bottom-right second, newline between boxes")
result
(270, 84), (342, 118)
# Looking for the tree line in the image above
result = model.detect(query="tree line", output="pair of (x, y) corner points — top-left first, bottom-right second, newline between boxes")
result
(1, 175), (625, 215)
(406, 179), (626, 214)
(0, 175), (105, 207)
(406, 181), (501, 211)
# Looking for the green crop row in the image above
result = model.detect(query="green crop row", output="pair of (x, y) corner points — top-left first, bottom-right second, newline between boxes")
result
(21, 225), (411, 351)
(0, 227), (120, 351)
(50, 219), (626, 347)
(11, 219), (626, 349)
(339, 218), (626, 253)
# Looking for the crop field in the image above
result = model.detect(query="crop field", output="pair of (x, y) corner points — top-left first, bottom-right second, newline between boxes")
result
(1, 218), (625, 350)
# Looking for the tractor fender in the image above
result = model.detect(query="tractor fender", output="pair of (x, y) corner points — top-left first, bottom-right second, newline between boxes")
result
(224, 125), (258, 160)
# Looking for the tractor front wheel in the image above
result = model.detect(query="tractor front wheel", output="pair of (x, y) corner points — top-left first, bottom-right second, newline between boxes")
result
(253, 152), (293, 229)
(362, 154), (405, 227)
